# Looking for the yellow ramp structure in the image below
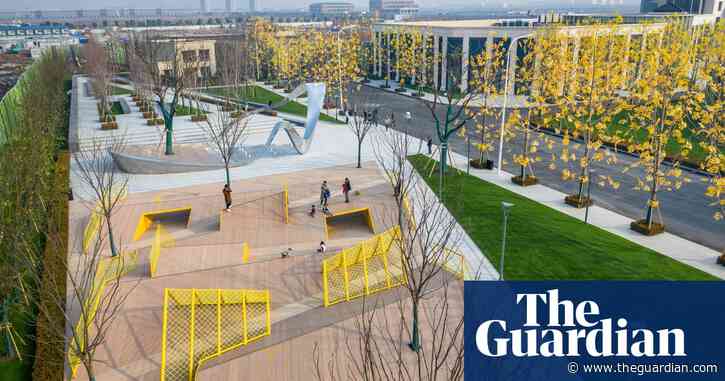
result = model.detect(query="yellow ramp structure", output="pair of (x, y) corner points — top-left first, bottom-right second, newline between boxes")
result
(133, 207), (192, 241)
(324, 207), (375, 240)
(160, 288), (271, 381)
(322, 226), (406, 307)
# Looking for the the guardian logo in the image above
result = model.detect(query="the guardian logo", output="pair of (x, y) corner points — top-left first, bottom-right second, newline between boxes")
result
(475, 289), (687, 358)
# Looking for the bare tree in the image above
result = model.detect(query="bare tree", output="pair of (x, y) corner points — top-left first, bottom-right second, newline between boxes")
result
(21, 221), (138, 381)
(83, 37), (114, 124)
(72, 137), (129, 258)
(133, 33), (193, 155)
(197, 103), (250, 186)
(346, 87), (380, 169)
(312, 138), (467, 378)
(417, 48), (481, 196)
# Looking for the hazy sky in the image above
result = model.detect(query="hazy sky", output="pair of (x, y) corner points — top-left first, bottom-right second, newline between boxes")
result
(4, 0), (640, 11)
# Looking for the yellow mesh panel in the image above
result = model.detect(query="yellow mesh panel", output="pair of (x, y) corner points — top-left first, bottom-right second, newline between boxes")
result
(322, 227), (405, 307)
(161, 289), (271, 381)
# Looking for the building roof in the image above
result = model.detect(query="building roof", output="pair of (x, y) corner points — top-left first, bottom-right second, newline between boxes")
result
(379, 19), (536, 29)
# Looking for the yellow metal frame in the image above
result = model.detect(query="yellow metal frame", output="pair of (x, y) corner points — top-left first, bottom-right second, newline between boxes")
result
(324, 207), (375, 240)
(160, 288), (272, 381)
(283, 184), (289, 224)
(322, 226), (405, 307)
(242, 243), (250, 264)
(82, 209), (102, 253)
(68, 250), (138, 378)
(441, 248), (468, 280)
(132, 207), (192, 241)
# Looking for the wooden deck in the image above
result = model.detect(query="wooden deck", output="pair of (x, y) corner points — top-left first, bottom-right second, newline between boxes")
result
(68, 163), (439, 381)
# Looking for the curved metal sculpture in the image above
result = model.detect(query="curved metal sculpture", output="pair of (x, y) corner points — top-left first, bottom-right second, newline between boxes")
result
(264, 83), (326, 155)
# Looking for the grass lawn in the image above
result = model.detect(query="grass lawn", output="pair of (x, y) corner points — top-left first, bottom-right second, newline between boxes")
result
(110, 86), (131, 95)
(551, 111), (722, 166)
(110, 101), (124, 115)
(408, 154), (718, 280)
(204, 85), (341, 123)
(173, 104), (207, 117)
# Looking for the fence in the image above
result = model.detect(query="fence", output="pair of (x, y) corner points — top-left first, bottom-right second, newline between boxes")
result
(149, 224), (250, 278)
(160, 288), (271, 381)
(68, 250), (138, 377)
(322, 226), (406, 307)
(441, 248), (468, 280)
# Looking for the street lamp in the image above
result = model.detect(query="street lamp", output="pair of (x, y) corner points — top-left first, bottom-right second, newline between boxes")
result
(499, 201), (514, 280)
(497, 33), (531, 176)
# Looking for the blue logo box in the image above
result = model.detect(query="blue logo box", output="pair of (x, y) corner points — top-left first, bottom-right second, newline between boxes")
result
(464, 282), (725, 381)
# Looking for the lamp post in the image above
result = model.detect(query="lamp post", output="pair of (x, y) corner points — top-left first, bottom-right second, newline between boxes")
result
(499, 202), (514, 280)
(497, 34), (531, 176)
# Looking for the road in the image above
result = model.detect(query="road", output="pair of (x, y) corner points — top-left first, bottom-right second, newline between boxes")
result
(351, 85), (724, 252)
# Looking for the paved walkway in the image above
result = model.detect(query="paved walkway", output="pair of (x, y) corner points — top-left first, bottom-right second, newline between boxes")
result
(441, 149), (725, 280)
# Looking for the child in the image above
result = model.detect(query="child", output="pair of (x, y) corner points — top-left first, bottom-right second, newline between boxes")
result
(309, 204), (316, 217)
(317, 241), (327, 253)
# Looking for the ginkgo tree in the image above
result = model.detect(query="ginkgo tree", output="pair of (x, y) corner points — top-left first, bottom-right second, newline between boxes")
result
(469, 36), (505, 169)
(689, 20), (725, 221)
(554, 24), (629, 208)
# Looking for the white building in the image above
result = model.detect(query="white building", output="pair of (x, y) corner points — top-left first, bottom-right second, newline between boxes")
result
(370, 0), (419, 20)
(370, 19), (665, 94)
(310, 2), (355, 17)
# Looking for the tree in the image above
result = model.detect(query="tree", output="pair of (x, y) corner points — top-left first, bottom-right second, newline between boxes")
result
(72, 137), (129, 258)
(418, 42), (479, 196)
(83, 37), (114, 124)
(345, 87), (379, 168)
(549, 24), (627, 207)
(469, 37), (505, 169)
(624, 23), (695, 234)
(315, 128), (468, 378)
(197, 100), (250, 186)
(24, 222), (137, 381)
(133, 33), (194, 155)
(689, 21), (725, 221)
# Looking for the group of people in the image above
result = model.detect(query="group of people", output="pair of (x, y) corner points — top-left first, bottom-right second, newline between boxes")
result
(223, 177), (354, 258)
(309, 177), (352, 217)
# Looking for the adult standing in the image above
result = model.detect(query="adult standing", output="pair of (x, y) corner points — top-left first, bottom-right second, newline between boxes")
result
(342, 178), (352, 203)
(427, 136), (433, 155)
(320, 180), (330, 207)
(223, 184), (232, 212)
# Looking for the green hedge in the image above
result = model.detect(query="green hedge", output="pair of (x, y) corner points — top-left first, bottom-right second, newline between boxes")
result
(31, 152), (69, 381)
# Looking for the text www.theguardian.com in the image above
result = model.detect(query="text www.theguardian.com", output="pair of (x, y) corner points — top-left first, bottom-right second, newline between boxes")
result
(568, 361), (719, 377)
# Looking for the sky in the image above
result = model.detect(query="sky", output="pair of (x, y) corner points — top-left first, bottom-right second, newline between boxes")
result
(4, 0), (641, 11)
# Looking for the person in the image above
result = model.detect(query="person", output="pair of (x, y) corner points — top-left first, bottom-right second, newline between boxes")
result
(317, 241), (327, 253)
(320, 181), (330, 207)
(222, 184), (232, 211)
(342, 178), (352, 203)
(427, 136), (433, 154)
(308, 204), (316, 217)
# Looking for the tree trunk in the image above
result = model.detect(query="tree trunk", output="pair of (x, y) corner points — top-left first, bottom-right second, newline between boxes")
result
(409, 300), (420, 352)
(225, 165), (231, 186)
(105, 215), (118, 257)
(439, 140), (448, 197)
(357, 140), (362, 169)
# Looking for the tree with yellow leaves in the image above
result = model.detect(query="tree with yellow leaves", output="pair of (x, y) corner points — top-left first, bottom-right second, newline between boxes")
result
(391, 26), (429, 96)
(469, 37), (505, 169)
(689, 20), (725, 221)
(552, 24), (629, 208)
(624, 23), (695, 235)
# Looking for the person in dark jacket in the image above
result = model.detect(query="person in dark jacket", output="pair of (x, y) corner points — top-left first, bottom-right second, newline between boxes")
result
(342, 178), (352, 203)
(223, 184), (232, 211)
